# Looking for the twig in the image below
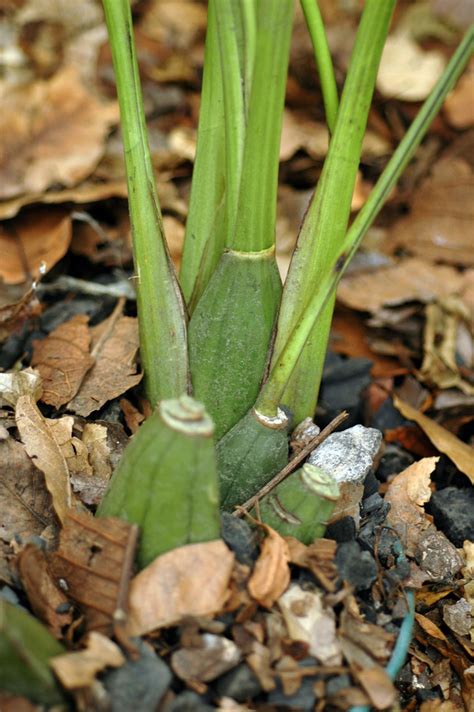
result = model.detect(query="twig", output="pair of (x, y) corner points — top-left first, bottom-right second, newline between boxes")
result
(234, 410), (348, 516)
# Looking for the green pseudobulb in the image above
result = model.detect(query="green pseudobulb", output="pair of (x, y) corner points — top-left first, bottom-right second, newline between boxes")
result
(97, 395), (220, 568)
(217, 407), (291, 511)
(254, 463), (340, 543)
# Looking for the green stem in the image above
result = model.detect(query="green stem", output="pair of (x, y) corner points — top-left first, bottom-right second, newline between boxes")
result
(300, 0), (339, 133)
(102, 0), (188, 404)
(267, 0), (395, 423)
(179, 1), (226, 309)
(257, 23), (474, 415)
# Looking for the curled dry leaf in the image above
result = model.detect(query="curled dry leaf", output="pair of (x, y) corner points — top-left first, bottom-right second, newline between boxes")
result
(0, 67), (117, 200)
(248, 525), (290, 609)
(32, 314), (94, 408)
(384, 456), (438, 557)
(393, 396), (474, 484)
(15, 396), (72, 523)
(126, 540), (234, 636)
(0, 207), (71, 285)
(68, 313), (142, 417)
(51, 632), (124, 690)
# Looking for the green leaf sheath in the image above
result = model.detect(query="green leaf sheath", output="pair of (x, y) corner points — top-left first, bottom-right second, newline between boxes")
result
(179, 2), (226, 309)
(217, 406), (291, 511)
(97, 396), (220, 568)
(265, 0), (395, 423)
(102, 0), (188, 405)
(0, 599), (65, 705)
(189, 0), (294, 440)
(254, 464), (339, 542)
(300, 0), (339, 134)
(257, 22), (473, 420)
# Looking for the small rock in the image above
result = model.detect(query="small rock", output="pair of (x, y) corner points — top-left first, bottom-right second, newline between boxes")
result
(267, 677), (317, 711)
(370, 399), (407, 432)
(221, 512), (258, 566)
(319, 354), (372, 425)
(442, 598), (472, 636)
(162, 691), (215, 712)
(103, 639), (171, 712)
(429, 486), (474, 547)
(214, 663), (262, 702)
(171, 634), (240, 683)
(415, 530), (463, 582)
(326, 674), (352, 697)
(325, 516), (356, 543)
(309, 425), (382, 524)
(363, 471), (380, 498)
(335, 541), (377, 591)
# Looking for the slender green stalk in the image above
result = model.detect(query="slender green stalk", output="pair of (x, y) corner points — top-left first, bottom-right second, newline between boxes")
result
(179, 2), (226, 308)
(257, 23), (474, 416)
(269, 0), (395, 424)
(102, 0), (188, 405)
(240, 0), (257, 113)
(300, 0), (339, 133)
(188, 0), (294, 441)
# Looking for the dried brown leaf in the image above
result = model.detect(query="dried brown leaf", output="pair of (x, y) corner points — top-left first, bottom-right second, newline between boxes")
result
(68, 313), (142, 416)
(0, 283), (41, 343)
(0, 437), (54, 544)
(377, 34), (445, 101)
(17, 543), (71, 637)
(388, 158), (474, 265)
(337, 258), (465, 313)
(51, 632), (124, 690)
(415, 613), (449, 642)
(0, 67), (117, 200)
(394, 397), (474, 484)
(355, 666), (397, 710)
(444, 60), (474, 129)
(32, 314), (94, 407)
(248, 526), (290, 609)
(15, 396), (72, 523)
(51, 511), (138, 634)
(385, 456), (438, 557)
(126, 540), (234, 636)
(0, 207), (71, 284)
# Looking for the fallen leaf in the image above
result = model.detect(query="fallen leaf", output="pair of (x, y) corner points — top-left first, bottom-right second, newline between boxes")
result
(51, 511), (138, 634)
(32, 314), (94, 407)
(354, 666), (397, 710)
(415, 613), (449, 642)
(51, 632), (124, 690)
(171, 633), (241, 683)
(0, 437), (54, 544)
(248, 526), (290, 609)
(0, 368), (42, 408)
(377, 33), (446, 101)
(15, 396), (71, 523)
(285, 537), (339, 592)
(388, 159), (474, 266)
(385, 457), (438, 557)
(68, 312), (142, 416)
(339, 608), (395, 664)
(444, 60), (474, 128)
(126, 540), (234, 636)
(278, 583), (341, 665)
(0, 283), (41, 344)
(394, 396), (474, 484)
(17, 544), (71, 637)
(0, 67), (117, 200)
(337, 258), (465, 313)
(0, 207), (72, 284)
(70, 423), (112, 505)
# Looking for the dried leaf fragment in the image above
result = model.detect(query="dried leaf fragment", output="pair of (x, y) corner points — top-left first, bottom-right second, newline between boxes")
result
(51, 511), (138, 634)
(0, 67), (117, 200)
(68, 314), (142, 416)
(248, 526), (290, 609)
(385, 457), (438, 557)
(51, 632), (124, 690)
(16, 396), (71, 523)
(126, 540), (234, 636)
(32, 314), (94, 407)
(394, 397), (474, 484)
